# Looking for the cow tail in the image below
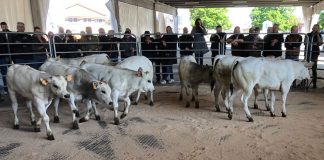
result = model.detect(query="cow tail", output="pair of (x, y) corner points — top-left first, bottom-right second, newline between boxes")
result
(230, 60), (239, 95)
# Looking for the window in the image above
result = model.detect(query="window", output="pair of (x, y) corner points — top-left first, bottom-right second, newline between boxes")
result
(73, 18), (78, 22)
(68, 18), (73, 22)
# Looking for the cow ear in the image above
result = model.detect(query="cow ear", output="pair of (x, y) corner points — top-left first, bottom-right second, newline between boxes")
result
(92, 82), (98, 90)
(66, 74), (73, 81)
(80, 60), (87, 66)
(40, 78), (49, 86)
(136, 67), (143, 77)
(46, 53), (51, 58)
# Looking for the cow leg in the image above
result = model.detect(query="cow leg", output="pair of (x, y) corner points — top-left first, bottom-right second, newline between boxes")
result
(149, 90), (154, 106)
(53, 98), (60, 123)
(194, 86), (199, 108)
(264, 89), (270, 111)
(26, 101), (36, 125)
(68, 94), (80, 117)
(144, 92), (148, 100)
(241, 88), (254, 122)
(185, 86), (190, 108)
(133, 90), (140, 105)
(179, 82), (183, 101)
(9, 90), (19, 129)
(112, 91), (120, 125)
(223, 89), (231, 112)
(253, 88), (259, 109)
(213, 85), (221, 112)
(120, 97), (131, 119)
(228, 90), (238, 120)
(270, 91), (276, 117)
(281, 87), (289, 117)
(35, 99), (54, 140)
(91, 101), (100, 120)
(79, 100), (92, 123)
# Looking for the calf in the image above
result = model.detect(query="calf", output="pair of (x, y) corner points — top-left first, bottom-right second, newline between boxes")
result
(179, 55), (214, 108)
(81, 63), (154, 125)
(229, 58), (311, 122)
(115, 56), (154, 106)
(39, 61), (111, 127)
(6, 64), (70, 140)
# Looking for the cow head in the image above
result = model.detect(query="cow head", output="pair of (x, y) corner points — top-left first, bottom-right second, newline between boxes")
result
(136, 67), (155, 92)
(92, 81), (112, 104)
(295, 61), (311, 80)
(40, 75), (71, 99)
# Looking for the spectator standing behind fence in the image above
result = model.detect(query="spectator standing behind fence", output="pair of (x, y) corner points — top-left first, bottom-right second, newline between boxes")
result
(161, 26), (178, 84)
(263, 24), (284, 58)
(10, 22), (33, 66)
(191, 18), (208, 64)
(120, 30), (136, 59)
(31, 26), (47, 68)
(210, 25), (226, 64)
(306, 24), (323, 88)
(107, 30), (120, 62)
(243, 27), (263, 57)
(285, 25), (302, 61)
(98, 28), (109, 55)
(153, 32), (165, 84)
(226, 26), (244, 56)
(179, 27), (194, 57)
(65, 29), (80, 58)
(0, 25), (9, 100)
(80, 26), (98, 56)
(54, 26), (66, 57)
(141, 31), (155, 60)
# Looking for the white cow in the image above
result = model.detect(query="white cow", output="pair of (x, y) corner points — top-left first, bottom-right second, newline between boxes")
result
(229, 58), (311, 122)
(179, 55), (214, 108)
(40, 61), (112, 127)
(81, 63), (154, 125)
(213, 55), (270, 114)
(44, 54), (111, 67)
(115, 56), (154, 106)
(7, 64), (71, 140)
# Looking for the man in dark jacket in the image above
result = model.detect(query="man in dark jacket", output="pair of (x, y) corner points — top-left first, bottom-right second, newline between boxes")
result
(210, 25), (226, 63)
(106, 30), (120, 62)
(179, 27), (194, 57)
(306, 24), (323, 88)
(120, 30), (136, 59)
(153, 32), (164, 83)
(263, 24), (284, 57)
(141, 31), (155, 61)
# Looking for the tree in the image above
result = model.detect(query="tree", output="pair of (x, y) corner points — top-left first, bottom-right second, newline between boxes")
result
(250, 7), (299, 31)
(190, 8), (231, 30)
(318, 11), (324, 30)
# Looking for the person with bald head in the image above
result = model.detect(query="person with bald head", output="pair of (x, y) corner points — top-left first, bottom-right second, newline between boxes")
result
(210, 25), (226, 63)
(179, 27), (194, 57)
(80, 26), (99, 56)
(263, 23), (284, 57)
(226, 26), (244, 56)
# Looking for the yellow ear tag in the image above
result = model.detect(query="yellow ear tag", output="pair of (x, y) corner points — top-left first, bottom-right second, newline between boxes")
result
(40, 79), (48, 86)
(66, 75), (73, 81)
(92, 83), (97, 90)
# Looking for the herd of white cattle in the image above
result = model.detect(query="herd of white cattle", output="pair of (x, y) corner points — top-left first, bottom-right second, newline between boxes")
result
(6, 53), (311, 140)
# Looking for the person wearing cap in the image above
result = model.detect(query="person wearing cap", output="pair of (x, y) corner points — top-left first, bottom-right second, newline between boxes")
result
(141, 31), (155, 60)
(120, 30), (136, 59)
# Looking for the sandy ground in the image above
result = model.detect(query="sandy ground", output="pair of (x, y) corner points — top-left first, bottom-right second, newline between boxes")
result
(0, 84), (323, 160)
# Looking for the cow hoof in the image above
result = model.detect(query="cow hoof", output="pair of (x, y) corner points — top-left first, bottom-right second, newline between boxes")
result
(73, 110), (80, 117)
(281, 112), (287, 117)
(254, 104), (259, 109)
(54, 116), (60, 123)
(215, 105), (221, 112)
(120, 113), (127, 119)
(270, 112), (276, 117)
(195, 102), (199, 109)
(149, 101), (154, 106)
(47, 135), (55, 141)
(95, 115), (101, 121)
(144, 95), (148, 100)
(34, 127), (41, 132)
(72, 121), (79, 129)
(179, 96), (183, 101)
(247, 117), (254, 122)
(109, 102), (113, 105)
(13, 125), (19, 129)
(133, 102), (138, 105)
(185, 102), (190, 108)
(266, 106), (270, 111)
(31, 120), (36, 126)
(114, 118), (120, 125)
(228, 113), (233, 120)
(79, 117), (87, 123)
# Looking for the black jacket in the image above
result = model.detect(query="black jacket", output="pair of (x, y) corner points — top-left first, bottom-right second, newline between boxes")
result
(10, 33), (33, 61)
(178, 34), (194, 56)
(263, 33), (284, 57)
